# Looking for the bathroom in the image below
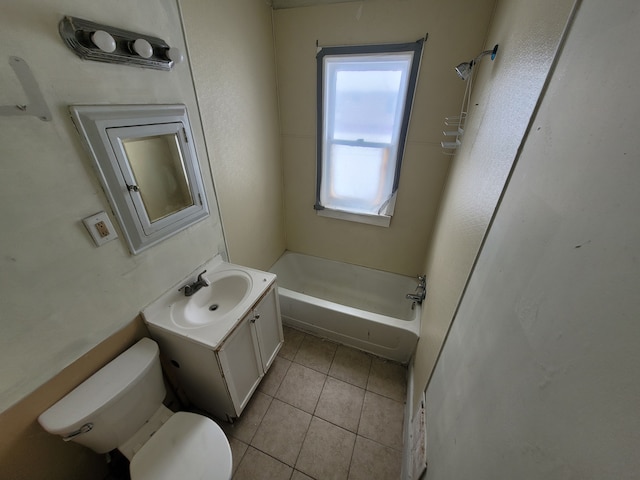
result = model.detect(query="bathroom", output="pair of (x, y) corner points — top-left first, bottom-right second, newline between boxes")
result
(1, 0), (639, 479)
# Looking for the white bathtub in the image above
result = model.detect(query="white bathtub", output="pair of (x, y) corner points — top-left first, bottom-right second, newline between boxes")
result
(269, 251), (421, 363)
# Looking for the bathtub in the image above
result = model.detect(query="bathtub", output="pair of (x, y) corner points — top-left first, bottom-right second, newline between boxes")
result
(269, 251), (421, 363)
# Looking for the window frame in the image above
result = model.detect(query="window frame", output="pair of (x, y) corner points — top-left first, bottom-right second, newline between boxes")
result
(315, 39), (424, 227)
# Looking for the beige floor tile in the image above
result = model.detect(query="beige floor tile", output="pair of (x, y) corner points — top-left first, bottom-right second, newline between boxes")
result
(228, 436), (248, 476)
(293, 334), (338, 374)
(233, 446), (293, 480)
(251, 399), (312, 466)
(358, 391), (404, 450)
(296, 417), (356, 480)
(275, 362), (326, 413)
(279, 326), (306, 360)
(328, 345), (372, 388)
(315, 377), (365, 433)
(348, 435), (402, 480)
(221, 391), (272, 444)
(258, 355), (291, 396)
(366, 357), (407, 402)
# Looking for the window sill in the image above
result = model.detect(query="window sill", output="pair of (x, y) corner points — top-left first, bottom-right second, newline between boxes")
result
(316, 208), (391, 227)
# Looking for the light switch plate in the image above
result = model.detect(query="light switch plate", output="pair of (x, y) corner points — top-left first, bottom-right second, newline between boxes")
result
(82, 211), (118, 247)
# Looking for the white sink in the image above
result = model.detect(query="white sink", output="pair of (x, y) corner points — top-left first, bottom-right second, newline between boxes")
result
(170, 270), (252, 328)
(142, 256), (277, 349)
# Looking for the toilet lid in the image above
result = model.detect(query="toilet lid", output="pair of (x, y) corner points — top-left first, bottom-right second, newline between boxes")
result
(130, 412), (232, 480)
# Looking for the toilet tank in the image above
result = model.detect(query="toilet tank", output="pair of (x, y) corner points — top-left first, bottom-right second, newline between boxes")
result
(38, 337), (166, 454)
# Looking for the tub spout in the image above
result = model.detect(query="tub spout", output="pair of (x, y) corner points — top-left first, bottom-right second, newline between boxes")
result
(406, 289), (425, 303)
(407, 291), (426, 303)
(406, 275), (426, 304)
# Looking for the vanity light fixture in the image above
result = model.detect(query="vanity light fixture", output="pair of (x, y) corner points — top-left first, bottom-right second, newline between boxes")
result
(59, 16), (183, 71)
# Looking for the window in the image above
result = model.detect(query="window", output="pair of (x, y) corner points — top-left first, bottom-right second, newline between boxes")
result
(315, 39), (424, 226)
(70, 104), (209, 254)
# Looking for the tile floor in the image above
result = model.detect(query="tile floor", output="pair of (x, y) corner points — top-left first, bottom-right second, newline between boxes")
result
(218, 326), (408, 480)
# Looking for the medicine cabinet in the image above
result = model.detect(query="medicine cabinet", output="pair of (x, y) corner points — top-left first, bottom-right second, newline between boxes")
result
(71, 104), (209, 254)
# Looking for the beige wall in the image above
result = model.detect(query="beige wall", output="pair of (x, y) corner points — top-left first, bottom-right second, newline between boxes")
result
(424, 0), (640, 476)
(181, 0), (286, 271)
(0, 0), (226, 413)
(273, 0), (495, 275)
(411, 0), (577, 408)
(0, 318), (149, 480)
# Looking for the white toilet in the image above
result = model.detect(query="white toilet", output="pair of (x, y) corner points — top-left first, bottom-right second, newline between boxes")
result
(38, 337), (232, 480)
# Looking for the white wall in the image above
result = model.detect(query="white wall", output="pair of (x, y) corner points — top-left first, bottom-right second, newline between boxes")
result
(0, 0), (225, 413)
(273, 0), (495, 275)
(424, 0), (640, 477)
(181, 0), (286, 271)
(411, 0), (576, 407)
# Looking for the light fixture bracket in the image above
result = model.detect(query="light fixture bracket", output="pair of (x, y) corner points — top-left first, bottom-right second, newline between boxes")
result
(59, 16), (175, 71)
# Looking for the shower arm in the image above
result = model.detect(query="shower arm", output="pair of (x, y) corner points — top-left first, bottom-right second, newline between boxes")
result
(469, 44), (499, 68)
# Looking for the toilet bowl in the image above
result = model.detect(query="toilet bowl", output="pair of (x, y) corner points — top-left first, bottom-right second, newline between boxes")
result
(38, 338), (232, 480)
(130, 411), (231, 480)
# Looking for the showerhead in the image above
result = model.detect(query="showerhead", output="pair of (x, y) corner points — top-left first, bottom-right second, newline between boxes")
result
(455, 62), (472, 81)
(454, 44), (499, 81)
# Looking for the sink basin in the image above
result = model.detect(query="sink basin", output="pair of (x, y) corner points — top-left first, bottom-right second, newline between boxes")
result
(170, 270), (253, 328)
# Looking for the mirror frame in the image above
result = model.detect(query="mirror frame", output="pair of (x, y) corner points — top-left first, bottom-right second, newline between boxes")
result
(70, 104), (210, 254)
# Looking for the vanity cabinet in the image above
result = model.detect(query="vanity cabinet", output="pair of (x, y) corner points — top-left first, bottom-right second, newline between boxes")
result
(218, 286), (283, 415)
(147, 285), (283, 422)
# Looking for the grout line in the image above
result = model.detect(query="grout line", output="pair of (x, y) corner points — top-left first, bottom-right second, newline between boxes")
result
(244, 444), (297, 472)
(230, 437), (249, 477)
(291, 404), (315, 475)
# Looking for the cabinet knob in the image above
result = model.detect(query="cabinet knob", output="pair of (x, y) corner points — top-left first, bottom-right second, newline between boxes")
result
(254, 314), (260, 319)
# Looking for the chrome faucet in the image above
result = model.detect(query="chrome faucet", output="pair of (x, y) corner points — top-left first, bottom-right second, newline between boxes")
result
(182, 270), (210, 297)
(406, 274), (427, 304)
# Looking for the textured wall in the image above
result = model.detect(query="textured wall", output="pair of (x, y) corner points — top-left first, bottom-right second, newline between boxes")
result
(0, 319), (149, 480)
(412, 0), (576, 408)
(273, 0), (495, 275)
(181, 0), (286, 271)
(424, 0), (640, 476)
(0, 0), (225, 413)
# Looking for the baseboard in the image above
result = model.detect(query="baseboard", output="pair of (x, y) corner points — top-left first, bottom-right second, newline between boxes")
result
(401, 357), (415, 480)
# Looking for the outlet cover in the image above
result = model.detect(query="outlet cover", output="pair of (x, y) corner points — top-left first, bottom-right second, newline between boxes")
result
(83, 211), (118, 247)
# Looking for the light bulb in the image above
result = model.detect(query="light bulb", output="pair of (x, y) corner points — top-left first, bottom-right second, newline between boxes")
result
(91, 30), (116, 53)
(132, 38), (153, 58)
(167, 47), (184, 64)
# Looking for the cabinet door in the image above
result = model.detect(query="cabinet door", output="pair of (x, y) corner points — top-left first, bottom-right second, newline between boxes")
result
(253, 286), (284, 371)
(217, 314), (264, 416)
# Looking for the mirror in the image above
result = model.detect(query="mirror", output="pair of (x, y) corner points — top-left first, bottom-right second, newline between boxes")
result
(70, 104), (210, 254)
(123, 134), (193, 222)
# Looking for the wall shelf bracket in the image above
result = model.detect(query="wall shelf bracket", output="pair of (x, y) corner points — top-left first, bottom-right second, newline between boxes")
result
(0, 56), (52, 122)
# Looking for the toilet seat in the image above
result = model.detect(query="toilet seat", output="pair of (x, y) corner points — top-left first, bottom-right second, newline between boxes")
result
(130, 412), (232, 480)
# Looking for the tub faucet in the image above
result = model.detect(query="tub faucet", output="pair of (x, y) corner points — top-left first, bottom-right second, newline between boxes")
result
(183, 270), (210, 297)
(406, 274), (427, 304)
